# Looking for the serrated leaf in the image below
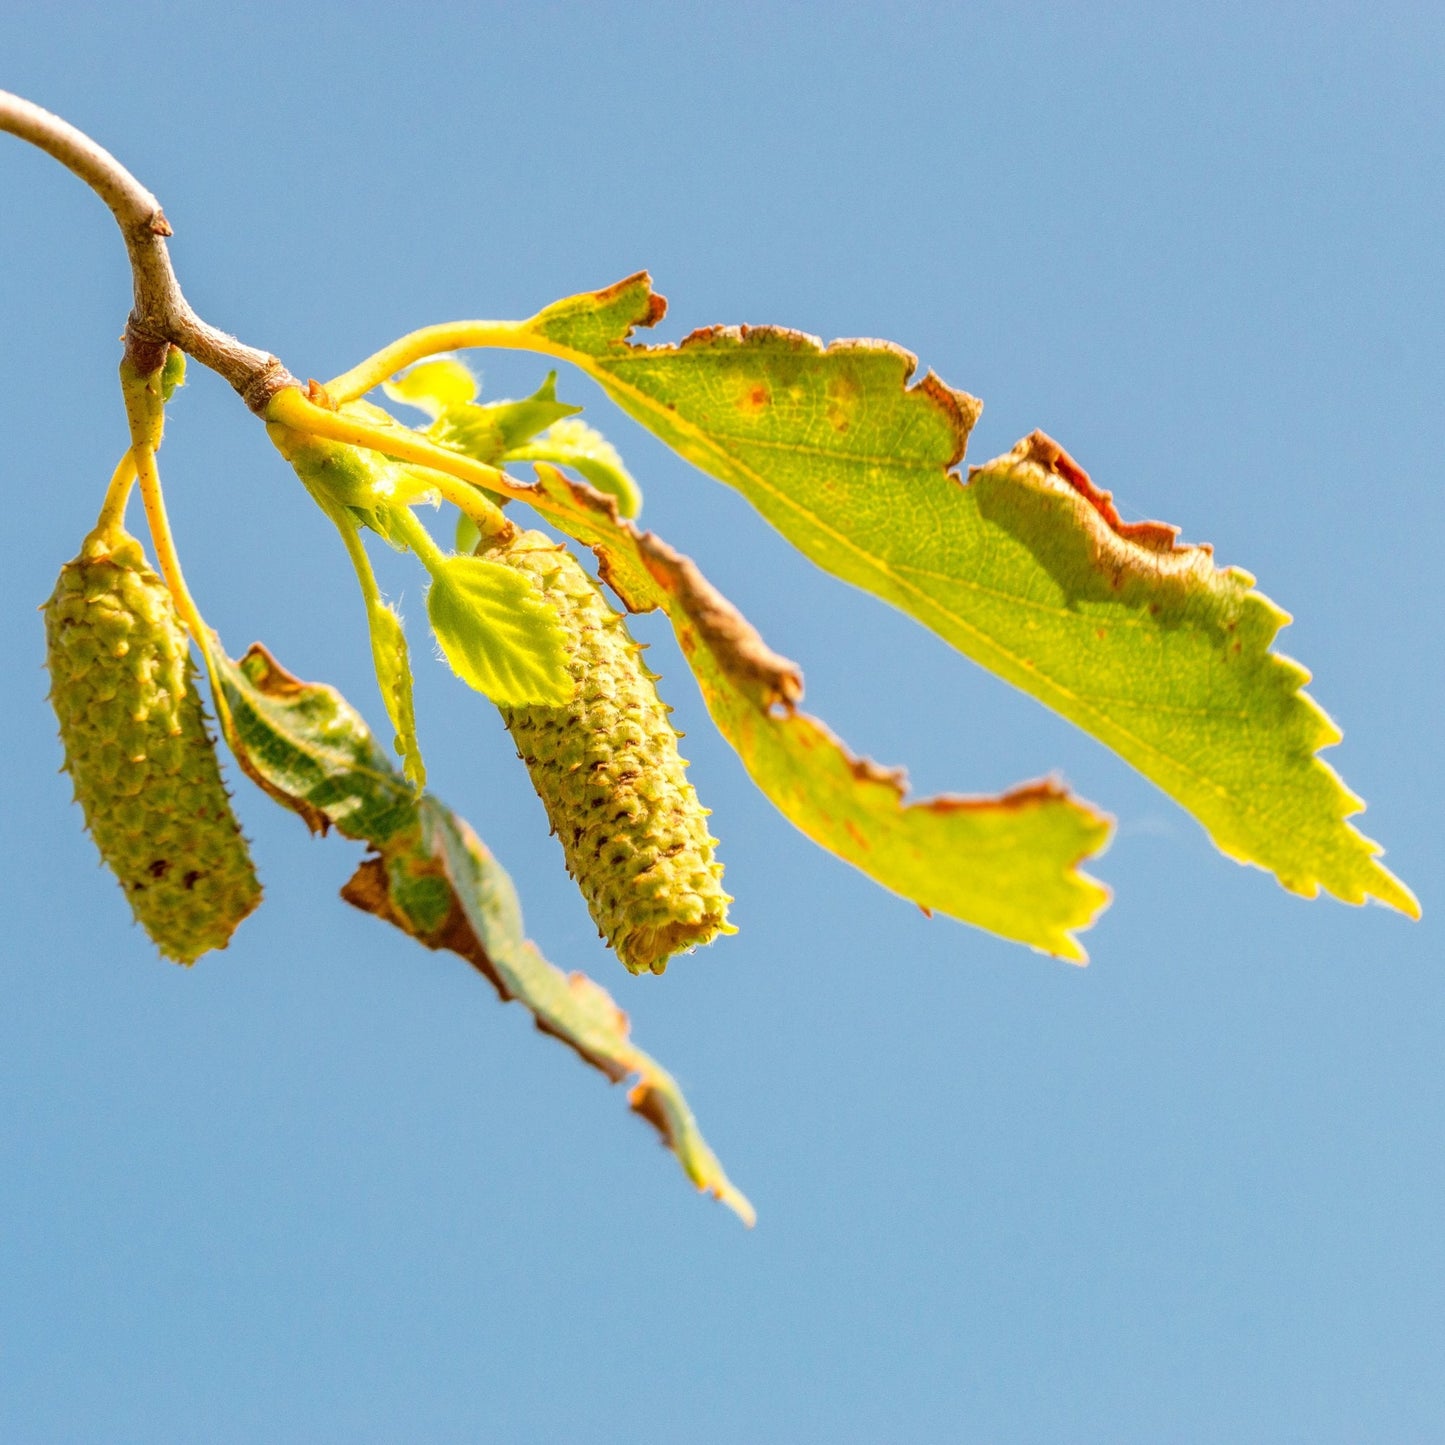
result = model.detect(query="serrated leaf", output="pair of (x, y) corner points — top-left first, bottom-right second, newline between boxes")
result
(507, 416), (644, 518)
(210, 640), (753, 1224)
(509, 275), (1415, 916)
(528, 466), (1111, 959)
(424, 552), (573, 705)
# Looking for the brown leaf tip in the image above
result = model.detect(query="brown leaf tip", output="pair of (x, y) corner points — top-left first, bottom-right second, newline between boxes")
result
(238, 642), (308, 699)
(596, 271), (668, 332)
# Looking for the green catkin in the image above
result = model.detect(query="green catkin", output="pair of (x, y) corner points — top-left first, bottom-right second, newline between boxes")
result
(44, 525), (261, 964)
(481, 528), (730, 974)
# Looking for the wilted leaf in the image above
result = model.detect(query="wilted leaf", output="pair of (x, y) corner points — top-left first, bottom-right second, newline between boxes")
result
(210, 641), (754, 1224)
(508, 275), (1415, 915)
(529, 466), (1111, 960)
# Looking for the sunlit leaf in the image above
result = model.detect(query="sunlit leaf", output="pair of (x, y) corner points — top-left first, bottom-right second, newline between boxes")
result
(209, 640), (753, 1224)
(382, 356), (478, 418)
(508, 275), (1415, 915)
(367, 599), (424, 789)
(507, 416), (644, 518)
(388, 360), (580, 464)
(424, 552), (573, 706)
(159, 345), (186, 401)
(526, 466), (1111, 960)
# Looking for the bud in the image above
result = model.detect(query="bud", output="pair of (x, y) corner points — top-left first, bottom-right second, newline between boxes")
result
(44, 527), (261, 963)
(482, 529), (729, 974)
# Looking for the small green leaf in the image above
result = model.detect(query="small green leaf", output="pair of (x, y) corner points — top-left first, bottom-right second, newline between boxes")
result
(160, 345), (186, 400)
(387, 360), (581, 464)
(507, 416), (643, 518)
(479, 371), (582, 452)
(382, 357), (478, 418)
(367, 600), (425, 788)
(304, 489), (427, 789)
(528, 466), (1111, 959)
(508, 276), (1415, 917)
(425, 552), (573, 705)
(209, 640), (752, 1223)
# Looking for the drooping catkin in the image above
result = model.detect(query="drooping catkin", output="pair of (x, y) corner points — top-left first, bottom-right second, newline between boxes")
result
(43, 526), (260, 964)
(481, 528), (729, 974)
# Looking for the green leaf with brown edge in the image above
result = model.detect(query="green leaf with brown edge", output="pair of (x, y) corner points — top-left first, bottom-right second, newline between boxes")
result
(506, 275), (1416, 917)
(208, 639), (754, 1224)
(506, 416), (644, 518)
(525, 465), (1112, 961)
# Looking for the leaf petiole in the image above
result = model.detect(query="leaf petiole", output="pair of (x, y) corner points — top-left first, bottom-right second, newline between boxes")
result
(386, 504), (448, 574)
(119, 358), (210, 647)
(324, 321), (551, 405)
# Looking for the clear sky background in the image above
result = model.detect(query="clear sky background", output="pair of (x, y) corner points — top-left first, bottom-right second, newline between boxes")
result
(2, 3), (1441, 1440)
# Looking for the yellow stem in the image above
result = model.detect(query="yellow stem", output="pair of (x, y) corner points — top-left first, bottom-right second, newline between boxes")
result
(267, 388), (569, 529)
(118, 354), (209, 642)
(393, 461), (511, 541)
(94, 450), (138, 533)
(324, 321), (571, 404)
(133, 441), (208, 644)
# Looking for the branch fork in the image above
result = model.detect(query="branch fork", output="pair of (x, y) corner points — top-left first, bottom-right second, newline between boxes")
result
(0, 89), (296, 407)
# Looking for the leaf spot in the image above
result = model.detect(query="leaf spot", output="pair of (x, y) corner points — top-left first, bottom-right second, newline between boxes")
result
(736, 384), (771, 416)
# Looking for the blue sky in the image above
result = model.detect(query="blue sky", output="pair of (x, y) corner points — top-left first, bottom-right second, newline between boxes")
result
(2, 4), (1441, 1440)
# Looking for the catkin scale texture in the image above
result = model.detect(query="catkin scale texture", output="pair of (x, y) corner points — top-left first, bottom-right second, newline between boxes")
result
(483, 529), (729, 974)
(44, 527), (260, 964)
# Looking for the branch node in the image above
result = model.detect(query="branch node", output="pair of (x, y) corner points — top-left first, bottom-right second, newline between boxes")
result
(124, 321), (170, 378)
(1, 89), (295, 410)
(240, 358), (296, 416)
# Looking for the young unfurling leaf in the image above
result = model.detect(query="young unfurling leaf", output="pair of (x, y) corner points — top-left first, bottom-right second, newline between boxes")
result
(422, 549), (573, 706)
(365, 598), (424, 787)
(380, 356), (478, 417)
(385, 361), (580, 464)
(331, 509), (425, 788)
